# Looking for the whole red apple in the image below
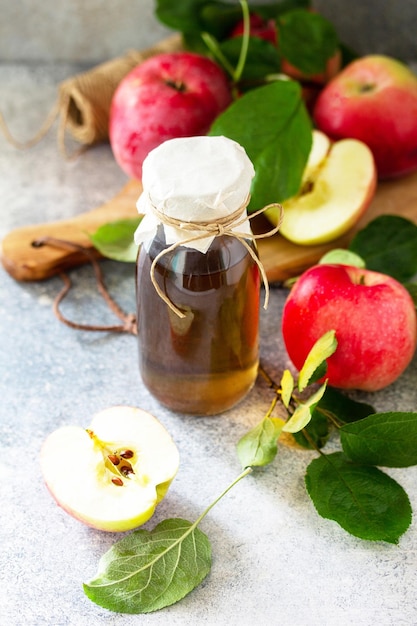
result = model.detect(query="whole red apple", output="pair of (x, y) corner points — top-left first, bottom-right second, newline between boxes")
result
(313, 55), (417, 179)
(109, 52), (232, 180)
(282, 264), (417, 391)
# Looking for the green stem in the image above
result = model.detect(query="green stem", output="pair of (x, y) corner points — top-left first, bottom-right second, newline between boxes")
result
(234, 0), (251, 83)
(193, 467), (253, 526)
(90, 468), (253, 589)
(317, 407), (344, 430)
(201, 32), (236, 78)
(301, 426), (326, 456)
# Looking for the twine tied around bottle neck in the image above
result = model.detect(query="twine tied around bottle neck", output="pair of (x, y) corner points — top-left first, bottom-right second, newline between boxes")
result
(148, 197), (283, 318)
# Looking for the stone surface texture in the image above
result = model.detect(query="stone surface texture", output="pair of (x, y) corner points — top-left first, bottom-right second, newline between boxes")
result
(1, 5), (417, 624)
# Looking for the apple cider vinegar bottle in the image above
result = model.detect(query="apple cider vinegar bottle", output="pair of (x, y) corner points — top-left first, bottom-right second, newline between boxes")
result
(134, 136), (266, 415)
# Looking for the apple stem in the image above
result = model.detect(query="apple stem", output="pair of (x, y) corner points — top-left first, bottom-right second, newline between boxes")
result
(234, 0), (251, 83)
(199, 0), (250, 89)
(192, 467), (253, 529)
(200, 32), (236, 79)
(164, 79), (187, 93)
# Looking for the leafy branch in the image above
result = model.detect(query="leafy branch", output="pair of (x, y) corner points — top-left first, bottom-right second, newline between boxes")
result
(237, 335), (415, 545)
(84, 468), (251, 613)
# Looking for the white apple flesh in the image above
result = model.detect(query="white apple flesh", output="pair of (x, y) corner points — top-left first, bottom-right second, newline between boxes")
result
(266, 130), (376, 245)
(40, 406), (180, 532)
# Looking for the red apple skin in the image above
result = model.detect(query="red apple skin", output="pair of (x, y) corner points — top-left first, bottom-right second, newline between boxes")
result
(282, 264), (417, 391)
(313, 55), (417, 179)
(230, 13), (278, 45)
(109, 52), (232, 180)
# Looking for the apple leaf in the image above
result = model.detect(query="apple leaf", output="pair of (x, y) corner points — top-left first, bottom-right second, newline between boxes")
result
(90, 218), (141, 262)
(84, 468), (252, 614)
(219, 36), (280, 83)
(237, 416), (284, 468)
(283, 382), (327, 433)
(348, 215), (417, 282)
(155, 0), (235, 36)
(155, 0), (311, 41)
(292, 387), (375, 449)
(404, 281), (417, 306)
(291, 409), (330, 449)
(305, 452), (412, 544)
(277, 9), (339, 75)
(209, 80), (312, 211)
(84, 517), (211, 613)
(319, 248), (366, 268)
(340, 412), (417, 468)
(314, 386), (375, 425)
(280, 368), (294, 408)
(298, 329), (337, 391)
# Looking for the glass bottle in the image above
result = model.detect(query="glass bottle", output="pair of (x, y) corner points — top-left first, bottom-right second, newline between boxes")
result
(134, 135), (260, 415)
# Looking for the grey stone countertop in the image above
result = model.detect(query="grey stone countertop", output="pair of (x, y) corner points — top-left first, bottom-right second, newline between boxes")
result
(1, 64), (417, 626)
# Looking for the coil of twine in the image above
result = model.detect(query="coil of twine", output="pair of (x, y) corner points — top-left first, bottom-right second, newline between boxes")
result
(0, 34), (183, 156)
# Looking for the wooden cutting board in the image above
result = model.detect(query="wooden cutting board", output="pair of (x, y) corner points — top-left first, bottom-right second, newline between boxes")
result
(2, 171), (417, 283)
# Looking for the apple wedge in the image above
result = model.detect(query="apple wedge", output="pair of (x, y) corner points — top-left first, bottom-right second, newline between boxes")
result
(40, 406), (180, 532)
(266, 130), (377, 245)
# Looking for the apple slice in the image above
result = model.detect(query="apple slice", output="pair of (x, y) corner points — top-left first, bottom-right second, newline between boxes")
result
(40, 406), (180, 532)
(266, 130), (377, 246)
(301, 129), (330, 181)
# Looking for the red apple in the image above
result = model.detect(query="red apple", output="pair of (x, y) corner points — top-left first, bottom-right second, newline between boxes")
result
(282, 264), (417, 391)
(313, 55), (417, 179)
(230, 13), (278, 45)
(109, 52), (232, 180)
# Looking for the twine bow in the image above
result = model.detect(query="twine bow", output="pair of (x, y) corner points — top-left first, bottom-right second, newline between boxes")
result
(149, 197), (284, 318)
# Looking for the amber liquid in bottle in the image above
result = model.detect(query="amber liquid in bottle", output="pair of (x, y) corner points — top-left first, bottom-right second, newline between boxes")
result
(136, 226), (260, 415)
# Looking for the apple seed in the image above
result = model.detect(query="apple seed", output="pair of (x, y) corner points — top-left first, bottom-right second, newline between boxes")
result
(111, 477), (124, 487)
(120, 465), (135, 478)
(120, 449), (134, 459)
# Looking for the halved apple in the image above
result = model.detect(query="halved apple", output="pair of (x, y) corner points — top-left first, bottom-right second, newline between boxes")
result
(265, 130), (377, 245)
(40, 406), (180, 532)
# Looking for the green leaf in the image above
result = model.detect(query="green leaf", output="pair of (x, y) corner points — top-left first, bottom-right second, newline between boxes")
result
(404, 281), (417, 307)
(298, 330), (337, 391)
(209, 80), (312, 210)
(84, 518), (211, 614)
(341, 412), (417, 468)
(280, 369), (294, 408)
(277, 9), (339, 75)
(237, 416), (284, 467)
(292, 386), (375, 449)
(292, 409), (329, 449)
(315, 386), (375, 425)
(89, 218), (141, 262)
(156, 0), (312, 37)
(319, 248), (366, 268)
(283, 382), (327, 433)
(155, 0), (234, 36)
(348, 215), (417, 282)
(305, 452), (412, 544)
(219, 36), (281, 83)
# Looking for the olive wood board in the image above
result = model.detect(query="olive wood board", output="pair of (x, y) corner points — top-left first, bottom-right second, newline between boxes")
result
(2, 171), (417, 283)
